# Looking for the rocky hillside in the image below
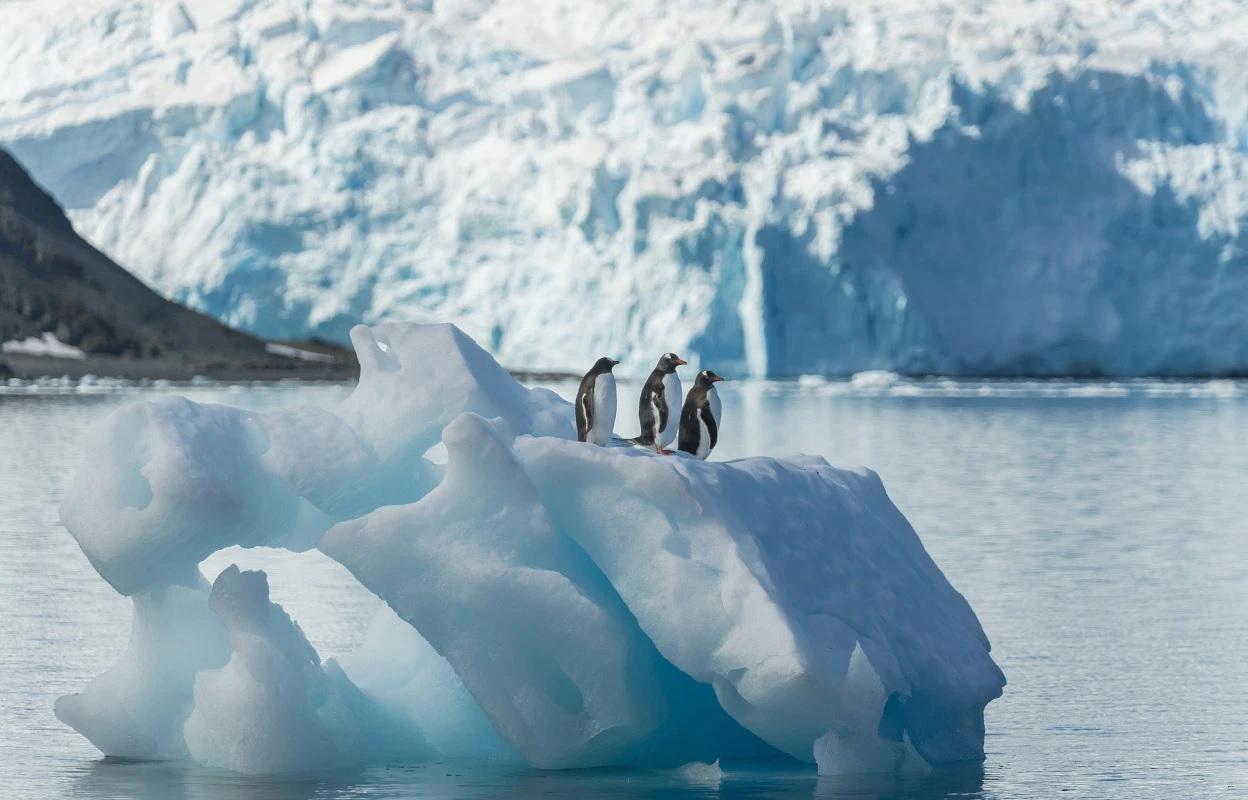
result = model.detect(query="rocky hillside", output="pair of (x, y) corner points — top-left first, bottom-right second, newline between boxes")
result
(0, 147), (354, 379)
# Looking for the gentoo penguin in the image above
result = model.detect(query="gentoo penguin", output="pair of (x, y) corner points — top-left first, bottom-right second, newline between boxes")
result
(678, 370), (726, 460)
(575, 357), (619, 445)
(634, 352), (686, 454)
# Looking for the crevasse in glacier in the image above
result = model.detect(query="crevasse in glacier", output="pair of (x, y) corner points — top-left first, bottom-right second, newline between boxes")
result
(56, 322), (1005, 775)
(2, 0), (1246, 376)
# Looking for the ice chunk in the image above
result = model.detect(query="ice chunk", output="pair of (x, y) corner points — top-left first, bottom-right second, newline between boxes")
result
(339, 605), (519, 762)
(812, 645), (930, 776)
(54, 321), (1003, 775)
(183, 565), (398, 774)
(58, 396), (434, 595)
(342, 323), (574, 465)
(54, 575), (228, 760)
(320, 413), (660, 768)
(320, 413), (772, 768)
(515, 439), (1006, 766)
(674, 759), (724, 783)
(60, 398), (335, 594)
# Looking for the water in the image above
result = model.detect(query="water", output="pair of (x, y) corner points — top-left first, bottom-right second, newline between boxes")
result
(1, 378), (1246, 799)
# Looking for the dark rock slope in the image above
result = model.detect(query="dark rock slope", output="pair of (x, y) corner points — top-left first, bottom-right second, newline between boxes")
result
(0, 148), (355, 379)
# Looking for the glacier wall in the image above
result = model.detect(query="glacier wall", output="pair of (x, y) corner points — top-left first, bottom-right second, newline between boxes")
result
(2, 0), (1245, 376)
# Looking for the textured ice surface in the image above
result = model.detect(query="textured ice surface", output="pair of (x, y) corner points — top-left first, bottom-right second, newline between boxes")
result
(322, 412), (772, 768)
(3, 0), (1247, 376)
(183, 565), (373, 774)
(53, 575), (227, 761)
(516, 438), (1004, 767)
(57, 322), (1004, 774)
(338, 605), (519, 763)
(60, 398), (346, 595)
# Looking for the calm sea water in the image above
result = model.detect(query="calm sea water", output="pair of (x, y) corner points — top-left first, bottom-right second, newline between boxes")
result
(1, 377), (1245, 799)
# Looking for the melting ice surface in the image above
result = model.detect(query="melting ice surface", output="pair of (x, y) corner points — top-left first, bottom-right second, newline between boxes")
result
(54, 322), (1004, 776)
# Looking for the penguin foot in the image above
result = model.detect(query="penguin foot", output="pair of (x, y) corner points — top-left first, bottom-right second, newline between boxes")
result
(658, 448), (676, 455)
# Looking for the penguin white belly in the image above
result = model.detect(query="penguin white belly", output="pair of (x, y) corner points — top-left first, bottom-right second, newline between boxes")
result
(708, 386), (721, 429)
(588, 373), (616, 446)
(659, 372), (682, 447)
(697, 386), (721, 459)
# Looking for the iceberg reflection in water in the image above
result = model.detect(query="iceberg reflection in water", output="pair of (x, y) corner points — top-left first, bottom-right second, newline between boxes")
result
(60, 758), (988, 800)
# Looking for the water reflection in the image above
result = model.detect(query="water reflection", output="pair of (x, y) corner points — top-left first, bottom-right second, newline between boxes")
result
(6, 382), (1247, 799)
(62, 759), (986, 800)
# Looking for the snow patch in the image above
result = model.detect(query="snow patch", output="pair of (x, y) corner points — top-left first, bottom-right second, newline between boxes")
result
(3, 333), (86, 360)
(265, 342), (336, 363)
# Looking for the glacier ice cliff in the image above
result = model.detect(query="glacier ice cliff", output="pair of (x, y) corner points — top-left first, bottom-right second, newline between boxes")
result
(56, 321), (1004, 775)
(2, 0), (1247, 376)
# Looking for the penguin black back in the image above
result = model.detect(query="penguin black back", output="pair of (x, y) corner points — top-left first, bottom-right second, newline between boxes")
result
(635, 352), (685, 450)
(678, 369), (725, 459)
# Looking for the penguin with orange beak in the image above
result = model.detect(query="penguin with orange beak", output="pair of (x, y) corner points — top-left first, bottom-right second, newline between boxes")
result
(575, 357), (620, 445)
(678, 370), (726, 460)
(634, 352), (686, 454)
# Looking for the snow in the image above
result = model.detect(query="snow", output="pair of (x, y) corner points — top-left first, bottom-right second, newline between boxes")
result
(2, 333), (86, 360)
(2, 1), (1246, 377)
(56, 321), (1003, 775)
(265, 342), (335, 363)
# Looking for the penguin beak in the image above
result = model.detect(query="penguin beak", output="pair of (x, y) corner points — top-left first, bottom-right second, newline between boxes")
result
(711, 375), (726, 383)
(611, 359), (620, 366)
(674, 357), (688, 366)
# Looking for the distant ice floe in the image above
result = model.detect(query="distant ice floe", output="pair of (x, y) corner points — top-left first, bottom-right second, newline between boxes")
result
(54, 322), (1005, 776)
(2, 332), (86, 359)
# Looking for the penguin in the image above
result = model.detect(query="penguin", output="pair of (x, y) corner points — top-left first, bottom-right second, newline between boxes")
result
(634, 352), (686, 454)
(575, 357), (619, 446)
(678, 370), (726, 460)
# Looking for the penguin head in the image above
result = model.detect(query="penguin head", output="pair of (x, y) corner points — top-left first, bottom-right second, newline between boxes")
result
(591, 356), (619, 374)
(697, 369), (726, 386)
(656, 352), (687, 373)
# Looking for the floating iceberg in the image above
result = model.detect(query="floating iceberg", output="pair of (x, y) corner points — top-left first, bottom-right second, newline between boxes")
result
(57, 322), (1004, 775)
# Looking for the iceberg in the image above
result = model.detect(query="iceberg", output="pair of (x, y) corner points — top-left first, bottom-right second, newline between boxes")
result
(54, 575), (227, 761)
(183, 565), (371, 774)
(2, 0), (1247, 377)
(56, 321), (1004, 775)
(321, 412), (773, 769)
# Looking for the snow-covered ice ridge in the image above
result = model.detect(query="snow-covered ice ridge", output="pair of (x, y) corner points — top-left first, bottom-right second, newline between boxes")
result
(2, 0), (1247, 377)
(55, 322), (1004, 775)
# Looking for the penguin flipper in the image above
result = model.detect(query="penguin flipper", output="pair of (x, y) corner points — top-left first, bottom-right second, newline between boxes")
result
(636, 386), (660, 446)
(699, 404), (719, 451)
(578, 383), (593, 442)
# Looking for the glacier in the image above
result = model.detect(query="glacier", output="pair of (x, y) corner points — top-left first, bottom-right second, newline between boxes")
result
(55, 321), (1004, 776)
(2, 0), (1247, 377)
